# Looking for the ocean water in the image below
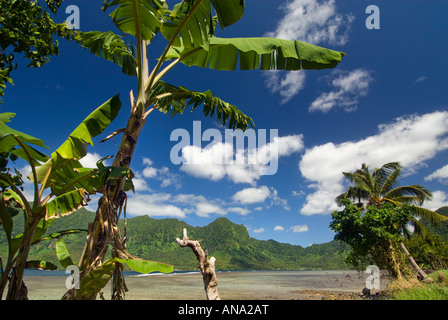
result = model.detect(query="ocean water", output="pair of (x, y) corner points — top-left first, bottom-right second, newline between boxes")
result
(20, 270), (387, 300)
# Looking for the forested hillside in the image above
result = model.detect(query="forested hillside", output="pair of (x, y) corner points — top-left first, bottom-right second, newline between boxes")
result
(0, 208), (350, 271)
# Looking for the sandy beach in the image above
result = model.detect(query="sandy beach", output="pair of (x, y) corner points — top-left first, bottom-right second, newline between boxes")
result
(22, 270), (390, 300)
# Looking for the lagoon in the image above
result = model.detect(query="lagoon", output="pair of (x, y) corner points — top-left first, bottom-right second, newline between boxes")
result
(22, 270), (390, 300)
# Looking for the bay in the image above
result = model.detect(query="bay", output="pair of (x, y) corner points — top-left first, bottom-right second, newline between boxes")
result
(21, 270), (389, 300)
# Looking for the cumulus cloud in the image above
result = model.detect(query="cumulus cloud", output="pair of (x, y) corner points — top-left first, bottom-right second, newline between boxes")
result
(425, 164), (448, 184)
(290, 225), (309, 233)
(79, 152), (107, 168)
(266, 0), (354, 45)
(264, 0), (354, 103)
(423, 190), (448, 211)
(180, 133), (304, 185)
(127, 193), (186, 218)
(274, 225), (285, 231)
(227, 207), (251, 216)
(232, 186), (271, 205)
(264, 71), (306, 104)
(195, 201), (226, 218)
(309, 69), (373, 112)
(139, 157), (181, 188)
(253, 227), (265, 233)
(299, 111), (448, 215)
(232, 185), (290, 211)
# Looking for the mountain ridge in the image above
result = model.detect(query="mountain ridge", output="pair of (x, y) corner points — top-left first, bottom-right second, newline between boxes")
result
(0, 208), (350, 270)
(3, 207), (448, 271)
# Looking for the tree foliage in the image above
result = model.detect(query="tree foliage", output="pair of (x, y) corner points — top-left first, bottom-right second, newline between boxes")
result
(0, 98), (123, 299)
(0, 0), (74, 100)
(330, 199), (415, 276)
(1, 212), (351, 271)
(336, 162), (447, 238)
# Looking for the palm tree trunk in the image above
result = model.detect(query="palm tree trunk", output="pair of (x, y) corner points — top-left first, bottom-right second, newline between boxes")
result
(399, 242), (428, 280)
(389, 242), (402, 279)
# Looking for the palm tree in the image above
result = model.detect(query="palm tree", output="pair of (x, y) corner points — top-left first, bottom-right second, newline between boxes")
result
(336, 162), (447, 279)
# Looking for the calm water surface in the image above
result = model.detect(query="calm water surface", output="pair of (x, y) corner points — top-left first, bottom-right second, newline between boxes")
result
(22, 270), (387, 300)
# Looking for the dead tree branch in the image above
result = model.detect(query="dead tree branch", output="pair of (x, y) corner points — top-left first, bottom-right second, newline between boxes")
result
(175, 228), (220, 300)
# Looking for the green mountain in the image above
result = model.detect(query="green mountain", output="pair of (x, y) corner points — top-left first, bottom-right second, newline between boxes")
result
(1, 208), (351, 271)
(421, 206), (448, 241)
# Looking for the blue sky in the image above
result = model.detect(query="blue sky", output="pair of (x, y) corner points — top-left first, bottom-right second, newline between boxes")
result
(2, 0), (448, 247)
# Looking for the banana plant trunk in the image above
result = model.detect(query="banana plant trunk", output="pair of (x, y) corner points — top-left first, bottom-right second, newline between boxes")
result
(66, 106), (146, 300)
(6, 212), (44, 300)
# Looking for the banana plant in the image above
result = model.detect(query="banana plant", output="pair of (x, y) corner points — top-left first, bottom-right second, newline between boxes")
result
(0, 97), (125, 299)
(69, 0), (346, 300)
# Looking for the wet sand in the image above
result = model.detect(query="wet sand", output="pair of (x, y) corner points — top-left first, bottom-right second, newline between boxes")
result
(23, 270), (389, 300)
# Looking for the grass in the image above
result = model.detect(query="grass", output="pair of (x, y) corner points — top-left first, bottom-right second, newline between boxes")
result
(386, 270), (448, 300)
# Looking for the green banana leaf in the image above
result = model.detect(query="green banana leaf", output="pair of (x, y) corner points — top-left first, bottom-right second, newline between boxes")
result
(75, 31), (138, 76)
(52, 95), (122, 160)
(76, 257), (174, 299)
(104, 0), (165, 41)
(167, 36), (346, 71)
(44, 189), (87, 219)
(56, 238), (76, 269)
(76, 259), (115, 299)
(210, 0), (244, 29)
(114, 257), (174, 274)
(33, 95), (122, 195)
(161, 0), (215, 50)
(0, 112), (50, 164)
(150, 81), (254, 130)
(104, 0), (245, 44)
(10, 218), (55, 257)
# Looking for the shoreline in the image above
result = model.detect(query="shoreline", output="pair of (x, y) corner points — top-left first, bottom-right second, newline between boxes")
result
(21, 270), (389, 300)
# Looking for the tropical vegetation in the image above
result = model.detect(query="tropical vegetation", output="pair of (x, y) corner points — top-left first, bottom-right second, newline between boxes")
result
(60, 0), (345, 300)
(0, 0), (74, 102)
(1, 209), (351, 271)
(0, 0), (346, 300)
(332, 162), (447, 280)
(0, 105), (173, 300)
(386, 270), (448, 300)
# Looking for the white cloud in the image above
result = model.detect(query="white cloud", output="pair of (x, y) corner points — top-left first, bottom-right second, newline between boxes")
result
(265, 71), (306, 104)
(309, 69), (373, 113)
(142, 157), (153, 166)
(290, 225), (309, 233)
(274, 225), (285, 231)
(138, 158), (181, 188)
(79, 152), (106, 168)
(232, 186), (271, 205)
(425, 164), (448, 184)
(423, 190), (448, 211)
(180, 134), (304, 185)
(195, 201), (226, 218)
(142, 166), (157, 178)
(132, 174), (152, 192)
(268, 187), (290, 211)
(264, 0), (354, 102)
(227, 207), (251, 216)
(299, 111), (448, 215)
(232, 185), (290, 211)
(253, 227), (265, 233)
(414, 76), (427, 85)
(127, 193), (185, 218)
(265, 0), (354, 45)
